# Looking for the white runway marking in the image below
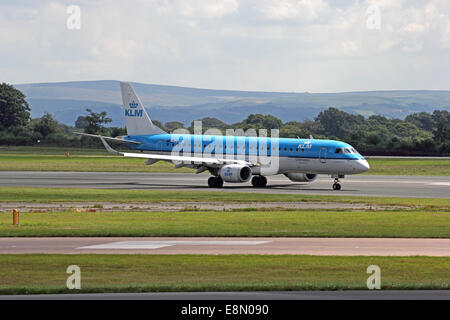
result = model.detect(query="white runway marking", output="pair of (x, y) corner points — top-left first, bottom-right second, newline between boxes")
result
(78, 240), (271, 250)
(428, 182), (450, 186)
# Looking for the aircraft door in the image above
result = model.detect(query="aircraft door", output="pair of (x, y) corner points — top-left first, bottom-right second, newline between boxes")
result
(157, 139), (164, 152)
(319, 147), (328, 163)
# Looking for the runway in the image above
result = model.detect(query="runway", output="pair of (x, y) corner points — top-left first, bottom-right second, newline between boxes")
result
(1, 171), (449, 198)
(1, 237), (449, 256)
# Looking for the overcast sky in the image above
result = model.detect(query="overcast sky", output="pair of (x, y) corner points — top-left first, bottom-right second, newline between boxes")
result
(1, 0), (449, 92)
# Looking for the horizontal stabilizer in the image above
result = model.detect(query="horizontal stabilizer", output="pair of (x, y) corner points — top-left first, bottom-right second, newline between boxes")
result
(74, 132), (141, 145)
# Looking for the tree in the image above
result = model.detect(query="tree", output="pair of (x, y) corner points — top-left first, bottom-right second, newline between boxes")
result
(234, 114), (283, 131)
(75, 115), (89, 129)
(315, 107), (363, 138)
(165, 121), (185, 131)
(32, 113), (59, 138)
(82, 109), (112, 134)
(405, 112), (434, 132)
(280, 121), (310, 138)
(190, 117), (228, 132)
(0, 83), (31, 129)
(109, 127), (127, 137)
(432, 110), (450, 143)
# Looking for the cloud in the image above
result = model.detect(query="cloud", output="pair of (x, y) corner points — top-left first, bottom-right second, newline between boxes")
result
(401, 23), (426, 33)
(0, 0), (449, 92)
(257, 0), (329, 22)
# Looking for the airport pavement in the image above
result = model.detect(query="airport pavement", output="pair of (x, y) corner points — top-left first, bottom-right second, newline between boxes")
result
(1, 237), (449, 256)
(0, 171), (449, 198)
(1, 290), (449, 300)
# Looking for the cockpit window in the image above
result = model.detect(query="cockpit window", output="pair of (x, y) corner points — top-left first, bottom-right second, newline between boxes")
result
(344, 148), (352, 154)
(351, 148), (358, 154)
(335, 148), (343, 154)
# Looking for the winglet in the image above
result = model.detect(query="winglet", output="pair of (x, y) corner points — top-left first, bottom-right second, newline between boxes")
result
(100, 137), (122, 155)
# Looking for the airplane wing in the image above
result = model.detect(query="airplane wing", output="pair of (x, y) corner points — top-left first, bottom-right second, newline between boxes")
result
(97, 137), (254, 167)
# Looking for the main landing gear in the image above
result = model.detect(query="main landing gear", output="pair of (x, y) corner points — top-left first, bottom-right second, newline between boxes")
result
(251, 175), (267, 188)
(332, 178), (341, 191)
(208, 176), (223, 188)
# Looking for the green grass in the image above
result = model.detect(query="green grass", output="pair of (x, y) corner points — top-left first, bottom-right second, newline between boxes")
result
(0, 146), (109, 155)
(1, 210), (449, 238)
(365, 158), (450, 176)
(1, 186), (448, 208)
(0, 153), (193, 172)
(0, 147), (448, 175)
(0, 255), (448, 294)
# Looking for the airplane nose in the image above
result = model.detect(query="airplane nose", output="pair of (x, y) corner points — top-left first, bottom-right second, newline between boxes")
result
(358, 159), (370, 173)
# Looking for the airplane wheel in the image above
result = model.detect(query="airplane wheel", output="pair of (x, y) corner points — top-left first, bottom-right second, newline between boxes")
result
(332, 183), (341, 190)
(215, 176), (223, 188)
(259, 176), (267, 187)
(252, 176), (267, 188)
(208, 176), (223, 188)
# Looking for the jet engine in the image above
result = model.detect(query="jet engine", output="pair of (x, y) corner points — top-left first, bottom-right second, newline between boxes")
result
(284, 173), (317, 182)
(219, 165), (252, 183)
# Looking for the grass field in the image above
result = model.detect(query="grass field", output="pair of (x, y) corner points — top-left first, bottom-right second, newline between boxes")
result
(0, 147), (448, 175)
(364, 157), (450, 176)
(1, 186), (449, 208)
(0, 255), (448, 294)
(1, 210), (449, 238)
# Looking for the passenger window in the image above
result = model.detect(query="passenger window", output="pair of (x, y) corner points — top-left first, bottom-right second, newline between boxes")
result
(289, 148), (292, 152)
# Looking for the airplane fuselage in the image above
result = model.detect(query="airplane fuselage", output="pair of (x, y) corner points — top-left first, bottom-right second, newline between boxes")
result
(124, 134), (370, 175)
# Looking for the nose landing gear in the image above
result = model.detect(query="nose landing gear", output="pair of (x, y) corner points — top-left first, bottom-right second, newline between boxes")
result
(252, 175), (267, 188)
(331, 174), (344, 190)
(332, 178), (341, 190)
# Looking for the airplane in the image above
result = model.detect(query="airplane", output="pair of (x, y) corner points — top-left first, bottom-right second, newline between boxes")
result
(77, 82), (369, 190)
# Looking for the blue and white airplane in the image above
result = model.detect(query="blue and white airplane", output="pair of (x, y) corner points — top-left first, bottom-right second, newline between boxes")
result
(79, 82), (369, 190)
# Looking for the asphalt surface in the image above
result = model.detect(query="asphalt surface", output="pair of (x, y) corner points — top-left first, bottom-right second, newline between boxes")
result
(1, 237), (449, 256)
(1, 171), (449, 198)
(1, 291), (449, 300)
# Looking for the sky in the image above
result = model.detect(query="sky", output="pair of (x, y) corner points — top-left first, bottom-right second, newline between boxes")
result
(1, 0), (449, 92)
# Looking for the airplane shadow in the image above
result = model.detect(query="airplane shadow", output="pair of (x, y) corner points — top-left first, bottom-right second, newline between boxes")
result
(92, 182), (358, 192)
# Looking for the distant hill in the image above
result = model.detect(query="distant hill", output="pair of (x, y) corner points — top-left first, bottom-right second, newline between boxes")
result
(14, 80), (450, 127)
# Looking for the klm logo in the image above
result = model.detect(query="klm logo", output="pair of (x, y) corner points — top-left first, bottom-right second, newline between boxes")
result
(224, 168), (233, 177)
(298, 141), (312, 149)
(126, 100), (142, 117)
(125, 109), (143, 117)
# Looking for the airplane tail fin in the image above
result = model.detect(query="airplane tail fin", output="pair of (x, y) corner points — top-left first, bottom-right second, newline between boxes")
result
(120, 82), (166, 136)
